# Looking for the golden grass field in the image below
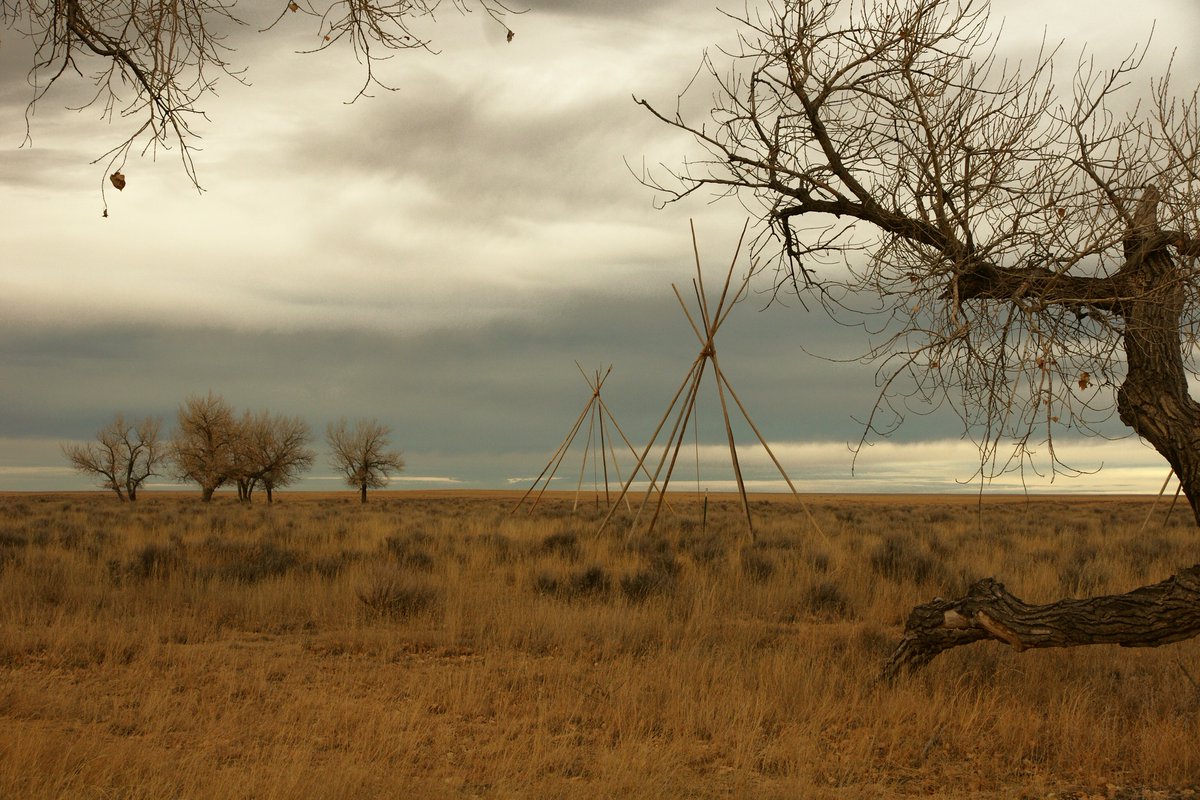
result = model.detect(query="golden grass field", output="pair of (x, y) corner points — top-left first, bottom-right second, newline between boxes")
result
(2, 490), (1200, 799)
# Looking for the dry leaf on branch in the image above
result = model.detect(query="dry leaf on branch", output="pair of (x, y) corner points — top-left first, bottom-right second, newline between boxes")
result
(288, 1), (299, 11)
(506, 29), (514, 42)
(109, 171), (126, 191)
(1078, 371), (1091, 390)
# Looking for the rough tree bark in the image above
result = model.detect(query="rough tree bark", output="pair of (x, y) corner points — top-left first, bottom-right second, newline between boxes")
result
(882, 571), (1200, 681)
(884, 190), (1200, 679)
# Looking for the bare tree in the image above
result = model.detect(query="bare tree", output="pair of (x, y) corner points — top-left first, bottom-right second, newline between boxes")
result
(230, 412), (259, 503)
(171, 391), (238, 502)
(640, 0), (1200, 677)
(235, 410), (315, 504)
(327, 418), (405, 503)
(4, 0), (517, 205)
(62, 413), (166, 500)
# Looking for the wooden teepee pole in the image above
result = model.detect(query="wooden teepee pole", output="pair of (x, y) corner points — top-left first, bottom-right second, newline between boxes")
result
(512, 395), (594, 514)
(594, 394), (669, 513)
(643, 358), (709, 535)
(656, 220), (756, 539)
(710, 351), (754, 541)
(516, 363), (625, 515)
(603, 219), (811, 543)
(712, 360), (827, 543)
(1140, 470), (1176, 535)
(598, 356), (701, 534)
(573, 401), (597, 512)
(596, 383), (612, 506)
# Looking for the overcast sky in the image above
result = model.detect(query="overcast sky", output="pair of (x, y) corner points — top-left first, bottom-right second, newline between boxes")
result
(2, 0), (1199, 496)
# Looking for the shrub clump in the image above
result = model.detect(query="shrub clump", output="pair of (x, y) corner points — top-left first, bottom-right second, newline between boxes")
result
(383, 532), (436, 572)
(310, 551), (364, 580)
(128, 540), (187, 581)
(803, 580), (853, 619)
(540, 531), (580, 560)
(619, 555), (680, 603)
(480, 532), (517, 563)
(534, 565), (611, 601)
(357, 576), (443, 619)
(0, 531), (28, 562)
(868, 535), (942, 585)
(739, 547), (776, 584)
(196, 538), (300, 584)
(680, 531), (726, 567)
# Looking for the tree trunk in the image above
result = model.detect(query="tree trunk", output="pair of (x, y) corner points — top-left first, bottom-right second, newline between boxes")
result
(201, 485), (215, 502)
(882, 569), (1200, 681)
(127, 485), (137, 502)
(266, 486), (274, 504)
(360, 483), (368, 504)
(1114, 278), (1200, 524)
(884, 190), (1200, 680)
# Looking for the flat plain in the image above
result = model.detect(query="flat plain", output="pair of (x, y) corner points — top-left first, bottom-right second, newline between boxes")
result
(2, 490), (1199, 799)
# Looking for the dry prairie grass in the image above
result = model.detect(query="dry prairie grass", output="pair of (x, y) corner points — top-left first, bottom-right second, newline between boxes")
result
(2, 491), (1199, 798)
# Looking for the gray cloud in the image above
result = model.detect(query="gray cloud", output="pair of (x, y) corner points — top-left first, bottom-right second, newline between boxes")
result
(522, 0), (684, 18)
(0, 285), (899, 448)
(2, 0), (1192, 496)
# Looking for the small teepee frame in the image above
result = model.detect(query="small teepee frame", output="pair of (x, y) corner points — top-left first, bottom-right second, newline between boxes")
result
(599, 222), (825, 542)
(513, 363), (668, 514)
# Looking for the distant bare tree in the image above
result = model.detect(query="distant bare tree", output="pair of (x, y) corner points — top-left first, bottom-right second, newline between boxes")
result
(171, 391), (238, 502)
(3, 0), (517, 203)
(327, 418), (405, 503)
(235, 410), (315, 504)
(640, 0), (1200, 676)
(62, 413), (165, 501)
(230, 413), (258, 503)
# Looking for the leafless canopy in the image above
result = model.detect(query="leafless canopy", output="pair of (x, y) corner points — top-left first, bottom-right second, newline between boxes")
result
(326, 417), (405, 503)
(233, 410), (315, 503)
(171, 391), (239, 502)
(62, 413), (166, 501)
(639, 0), (1200, 501)
(4, 0), (516, 197)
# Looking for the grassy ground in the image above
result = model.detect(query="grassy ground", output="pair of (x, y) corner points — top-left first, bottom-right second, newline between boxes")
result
(2, 490), (1200, 798)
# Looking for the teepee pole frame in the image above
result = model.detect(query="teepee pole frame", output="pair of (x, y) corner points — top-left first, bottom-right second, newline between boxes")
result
(598, 221), (826, 543)
(514, 364), (664, 515)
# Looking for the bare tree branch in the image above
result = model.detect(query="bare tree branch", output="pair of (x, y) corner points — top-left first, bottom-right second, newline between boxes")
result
(171, 391), (238, 502)
(3, 0), (519, 207)
(638, 0), (1200, 494)
(62, 413), (166, 500)
(640, 0), (1200, 676)
(326, 417), (405, 503)
(233, 409), (315, 503)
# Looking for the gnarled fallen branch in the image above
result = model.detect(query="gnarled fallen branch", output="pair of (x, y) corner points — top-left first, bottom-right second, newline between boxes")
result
(881, 566), (1200, 683)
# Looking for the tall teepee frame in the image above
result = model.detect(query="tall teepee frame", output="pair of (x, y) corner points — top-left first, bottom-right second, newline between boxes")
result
(513, 363), (668, 514)
(599, 222), (825, 543)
